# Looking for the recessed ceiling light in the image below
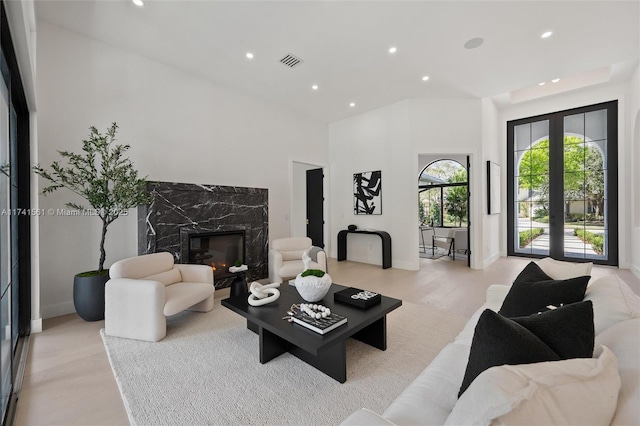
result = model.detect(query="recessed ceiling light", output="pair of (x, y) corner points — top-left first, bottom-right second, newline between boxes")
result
(349, 102), (355, 107)
(132, 0), (144, 6)
(389, 47), (397, 54)
(541, 31), (553, 39)
(246, 52), (254, 59)
(539, 82), (546, 86)
(464, 37), (484, 50)
(422, 76), (430, 81)
(551, 78), (560, 83)
(311, 85), (318, 90)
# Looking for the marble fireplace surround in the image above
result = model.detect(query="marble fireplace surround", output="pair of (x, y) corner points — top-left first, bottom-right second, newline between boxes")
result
(138, 181), (268, 289)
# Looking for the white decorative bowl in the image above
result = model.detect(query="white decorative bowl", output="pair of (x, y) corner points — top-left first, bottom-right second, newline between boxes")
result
(294, 273), (332, 302)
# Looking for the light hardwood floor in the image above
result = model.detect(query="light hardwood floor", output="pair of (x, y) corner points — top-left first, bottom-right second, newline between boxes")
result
(15, 257), (640, 425)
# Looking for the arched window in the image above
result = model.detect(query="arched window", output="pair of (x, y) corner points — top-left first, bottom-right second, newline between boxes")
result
(418, 160), (467, 227)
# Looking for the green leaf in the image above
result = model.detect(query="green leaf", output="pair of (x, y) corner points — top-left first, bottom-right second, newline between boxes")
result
(33, 123), (149, 271)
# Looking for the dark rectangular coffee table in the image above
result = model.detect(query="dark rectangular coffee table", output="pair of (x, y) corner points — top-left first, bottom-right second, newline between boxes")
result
(221, 283), (402, 383)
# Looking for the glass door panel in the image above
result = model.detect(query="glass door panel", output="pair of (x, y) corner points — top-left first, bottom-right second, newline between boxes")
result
(513, 120), (550, 256)
(0, 288), (10, 415)
(0, 59), (10, 421)
(563, 111), (607, 261)
(443, 185), (467, 227)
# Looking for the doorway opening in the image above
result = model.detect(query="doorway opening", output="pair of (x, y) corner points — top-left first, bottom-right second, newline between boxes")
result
(418, 155), (470, 267)
(291, 161), (326, 248)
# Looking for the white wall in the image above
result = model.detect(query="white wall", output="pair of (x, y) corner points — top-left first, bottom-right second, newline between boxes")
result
(329, 100), (412, 269)
(36, 21), (328, 318)
(498, 81), (635, 270)
(481, 98), (502, 267)
(629, 65), (640, 278)
(329, 98), (485, 271)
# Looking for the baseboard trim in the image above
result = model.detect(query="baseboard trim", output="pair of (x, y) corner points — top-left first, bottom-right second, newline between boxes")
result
(31, 318), (42, 333)
(392, 260), (417, 271)
(481, 253), (501, 269)
(632, 264), (640, 280)
(41, 300), (75, 320)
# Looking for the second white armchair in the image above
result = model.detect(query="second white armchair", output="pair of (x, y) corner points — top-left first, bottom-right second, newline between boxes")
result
(268, 237), (327, 283)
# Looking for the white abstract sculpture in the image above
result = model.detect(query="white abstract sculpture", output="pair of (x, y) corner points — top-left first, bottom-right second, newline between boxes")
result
(302, 250), (312, 270)
(294, 272), (332, 302)
(247, 282), (281, 306)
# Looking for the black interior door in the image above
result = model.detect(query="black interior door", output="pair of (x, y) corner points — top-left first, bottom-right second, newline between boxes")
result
(466, 155), (471, 268)
(306, 168), (324, 248)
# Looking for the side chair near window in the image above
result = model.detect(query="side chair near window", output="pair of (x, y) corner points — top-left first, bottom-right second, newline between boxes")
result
(432, 227), (468, 260)
(419, 225), (434, 253)
(105, 252), (215, 342)
(268, 237), (327, 283)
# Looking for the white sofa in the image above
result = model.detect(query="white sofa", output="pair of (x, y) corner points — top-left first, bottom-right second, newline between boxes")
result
(341, 259), (640, 425)
(268, 237), (327, 283)
(105, 252), (215, 342)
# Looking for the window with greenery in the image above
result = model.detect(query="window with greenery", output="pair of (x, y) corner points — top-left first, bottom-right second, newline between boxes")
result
(508, 101), (617, 265)
(418, 160), (468, 227)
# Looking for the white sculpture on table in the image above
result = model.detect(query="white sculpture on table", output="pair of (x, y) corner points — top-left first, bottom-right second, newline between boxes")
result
(302, 250), (312, 270)
(247, 282), (281, 306)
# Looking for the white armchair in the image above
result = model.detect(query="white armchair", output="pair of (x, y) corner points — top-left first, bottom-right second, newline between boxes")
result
(105, 252), (214, 342)
(432, 227), (468, 260)
(452, 228), (468, 259)
(432, 227), (454, 257)
(268, 237), (327, 283)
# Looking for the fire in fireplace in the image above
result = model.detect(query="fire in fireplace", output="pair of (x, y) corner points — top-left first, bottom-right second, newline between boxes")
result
(188, 230), (245, 280)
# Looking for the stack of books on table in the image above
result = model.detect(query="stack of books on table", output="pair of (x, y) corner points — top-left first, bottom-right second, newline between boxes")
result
(292, 312), (347, 334)
(334, 287), (382, 308)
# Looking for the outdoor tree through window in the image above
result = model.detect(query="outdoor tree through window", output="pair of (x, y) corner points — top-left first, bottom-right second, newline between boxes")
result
(418, 160), (468, 227)
(508, 101), (617, 265)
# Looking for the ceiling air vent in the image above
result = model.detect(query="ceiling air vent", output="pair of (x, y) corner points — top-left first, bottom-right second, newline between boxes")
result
(279, 54), (304, 68)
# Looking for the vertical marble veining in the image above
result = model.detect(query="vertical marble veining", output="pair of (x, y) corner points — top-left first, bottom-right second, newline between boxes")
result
(138, 182), (268, 289)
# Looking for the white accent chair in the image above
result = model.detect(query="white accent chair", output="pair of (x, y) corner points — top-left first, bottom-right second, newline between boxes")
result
(268, 237), (327, 283)
(452, 228), (468, 259)
(419, 226), (434, 253)
(432, 227), (455, 256)
(433, 227), (468, 260)
(105, 252), (214, 342)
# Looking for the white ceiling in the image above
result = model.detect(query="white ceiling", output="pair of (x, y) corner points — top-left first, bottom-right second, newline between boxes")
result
(35, 1), (640, 123)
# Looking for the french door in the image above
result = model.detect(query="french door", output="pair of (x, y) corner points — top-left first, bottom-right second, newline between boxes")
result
(507, 101), (618, 265)
(0, 2), (32, 424)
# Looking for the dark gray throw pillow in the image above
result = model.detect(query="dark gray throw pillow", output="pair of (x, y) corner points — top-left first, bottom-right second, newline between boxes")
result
(458, 301), (595, 398)
(498, 262), (590, 317)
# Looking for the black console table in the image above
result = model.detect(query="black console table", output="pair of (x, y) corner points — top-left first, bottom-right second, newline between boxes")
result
(337, 230), (392, 269)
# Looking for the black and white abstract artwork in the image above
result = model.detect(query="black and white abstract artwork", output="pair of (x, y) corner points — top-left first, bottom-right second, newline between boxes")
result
(354, 170), (382, 215)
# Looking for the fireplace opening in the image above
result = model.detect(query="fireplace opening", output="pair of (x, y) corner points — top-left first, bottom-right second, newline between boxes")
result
(188, 230), (245, 280)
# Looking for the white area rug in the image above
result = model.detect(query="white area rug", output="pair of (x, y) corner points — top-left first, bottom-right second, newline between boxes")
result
(101, 299), (466, 425)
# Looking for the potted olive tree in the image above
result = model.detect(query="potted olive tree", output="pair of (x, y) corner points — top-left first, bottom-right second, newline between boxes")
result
(34, 123), (148, 321)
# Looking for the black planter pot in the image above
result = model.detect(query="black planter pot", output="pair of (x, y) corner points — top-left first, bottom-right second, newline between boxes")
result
(73, 272), (110, 321)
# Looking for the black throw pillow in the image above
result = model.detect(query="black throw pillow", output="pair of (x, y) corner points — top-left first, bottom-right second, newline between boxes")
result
(512, 261), (553, 284)
(498, 262), (590, 317)
(458, 301), (595, 397)
(511, 301), (594, 359)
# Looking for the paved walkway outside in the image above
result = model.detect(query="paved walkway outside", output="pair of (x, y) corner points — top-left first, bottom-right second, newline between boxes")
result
(518, 218), (597, 256)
